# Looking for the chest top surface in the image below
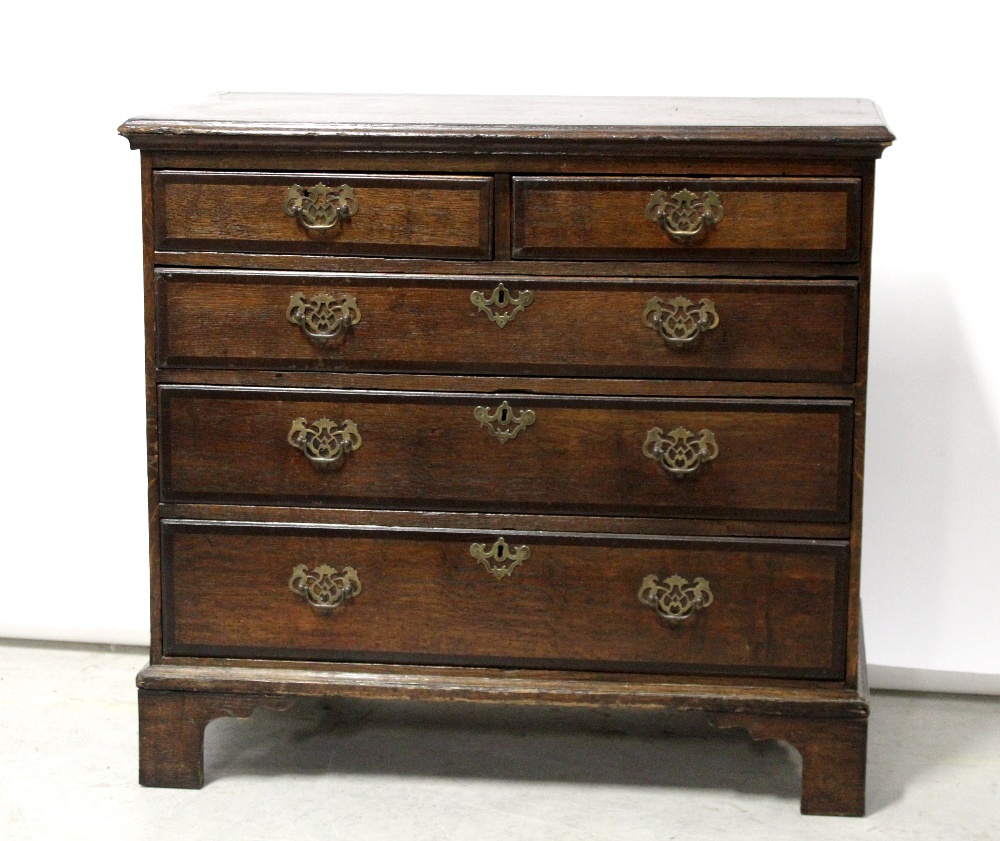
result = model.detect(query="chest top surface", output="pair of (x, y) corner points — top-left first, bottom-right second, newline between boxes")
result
(119, 93), (893, 154)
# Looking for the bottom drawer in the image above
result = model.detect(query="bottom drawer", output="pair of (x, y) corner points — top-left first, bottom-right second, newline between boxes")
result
(162, 521), (848, 680)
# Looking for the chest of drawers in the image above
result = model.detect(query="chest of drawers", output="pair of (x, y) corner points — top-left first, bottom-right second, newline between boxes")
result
(120, 94), (892, 816)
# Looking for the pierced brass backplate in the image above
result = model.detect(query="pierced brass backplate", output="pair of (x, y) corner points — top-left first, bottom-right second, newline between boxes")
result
(288, 417), (362, 470)
(642, 295), (719, 348)
(474, 401), (536, 443)
(645, 189), (724, 244)
(470, 537), (531, 579)
(638, 574), (713, 624)
(470, 282), (534, 327)
(287, 292), (361, 345)
(284, 183), (359, 233)
(289, 564), (362, 609)
(642, 426), (718, 477)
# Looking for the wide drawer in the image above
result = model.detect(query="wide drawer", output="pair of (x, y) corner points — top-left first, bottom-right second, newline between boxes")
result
(161, 521), (848, 679)
(156, 270), (858, 382)
(160, 387), (853, 522)
(153, 170), (493, 258)
(512, 177), (861, 262)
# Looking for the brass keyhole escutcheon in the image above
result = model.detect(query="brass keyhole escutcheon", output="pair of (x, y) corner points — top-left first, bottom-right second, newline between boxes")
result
(474, 401), (536, 443)
(470, 282), (533, 328)
(470, 538), (531, 579)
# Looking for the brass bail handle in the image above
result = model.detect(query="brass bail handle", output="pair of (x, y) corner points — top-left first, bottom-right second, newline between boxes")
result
(645, 189), (724, 244)
(289, 564), (362, 609)
(284, 183), (359, 233)
(642, 296), (719, 348)
(288, 417), (362, 470)
(638, 574), (713, 624)
(642, 426), (718, 478)
(287, 292), (361, 345)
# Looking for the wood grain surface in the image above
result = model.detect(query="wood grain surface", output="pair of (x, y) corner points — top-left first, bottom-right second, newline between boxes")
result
(159, 387), (854, 522)
(161, 521), (848, 678)
(119, 94), (894, 157)
(513, 177), (860, 261)
(156, 270), (858, 382)
(154, 171), (493, 258)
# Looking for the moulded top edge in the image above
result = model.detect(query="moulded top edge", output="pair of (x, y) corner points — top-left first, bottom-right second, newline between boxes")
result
(118, 93), (896, 149)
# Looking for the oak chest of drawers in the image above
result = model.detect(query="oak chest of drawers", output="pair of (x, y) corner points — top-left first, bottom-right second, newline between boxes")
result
(120, 94), (892, 815)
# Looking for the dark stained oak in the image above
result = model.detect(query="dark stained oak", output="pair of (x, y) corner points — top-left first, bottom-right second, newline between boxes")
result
(122, 93), (891, 815)
(119, 94), (894, 157)
(154, 171), (493, 259)
(159, 387), (854, 522)
(158, 502), (853, 540)
(156, 270), (858, 382)
(157, 369), (858, 400)
(152, 250), (865, 278)
(708, 713), (868, 816)
(138, 690), (293, 788)
(161, 521), (848, 678)
(136, 661), (870, 713)
(135, 662), (868, 813)
(513, 177), (861, 262)
(148, 149), (873, 177)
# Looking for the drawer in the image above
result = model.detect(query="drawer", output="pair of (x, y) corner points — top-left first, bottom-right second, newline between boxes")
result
(157, 271), (858, 382)
(161, 521), (848, 679)
(160, 387), (853, 522)
(153, 170), (493, 259)
(512, 177), (861, 262)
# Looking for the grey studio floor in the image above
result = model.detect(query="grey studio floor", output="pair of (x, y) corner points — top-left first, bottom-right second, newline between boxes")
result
(1, 640), (998, 841)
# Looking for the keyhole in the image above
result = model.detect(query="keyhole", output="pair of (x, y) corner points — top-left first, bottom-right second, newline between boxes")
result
(499, 406), (512, 424)
(496, 544), (508, 560)
(496, 288), (507, 306)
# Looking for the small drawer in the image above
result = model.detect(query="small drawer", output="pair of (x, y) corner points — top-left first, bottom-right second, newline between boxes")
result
(153, 170), (493, 259)
(161, 521), (848, 680)
(160, 387), (853, 523)
(156, 271), (858, 382)
(512, 176), (861, 262)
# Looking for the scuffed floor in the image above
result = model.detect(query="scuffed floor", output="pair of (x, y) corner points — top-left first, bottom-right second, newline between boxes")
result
(1, 639), (997, 840)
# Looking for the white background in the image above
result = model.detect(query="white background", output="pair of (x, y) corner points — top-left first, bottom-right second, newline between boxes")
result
(1, 1), (997, 688)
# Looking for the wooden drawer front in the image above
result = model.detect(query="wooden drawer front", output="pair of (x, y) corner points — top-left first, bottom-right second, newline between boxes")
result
(162, 522), (848, 679)
(153, 171), (493, 258)
(157, 271), (858, 383)
(512, 177), (861, 262)
(160, 388), (853, 522)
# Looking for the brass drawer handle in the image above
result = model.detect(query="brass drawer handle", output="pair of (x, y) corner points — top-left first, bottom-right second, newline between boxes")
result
(287, 292), (361, 345)
(643, 295), (719, 348)
(638, 574), (713, 624)
(474, 401), (536, 443)
(643, 426), (718, 477)
(284, 183), (359, 233)
(289, 564), (361, 609)
(470, 537), (530, 579)
(288, 417), (361, 470)
(645, 189), (724, 244)
(470, 282), (534, 327)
